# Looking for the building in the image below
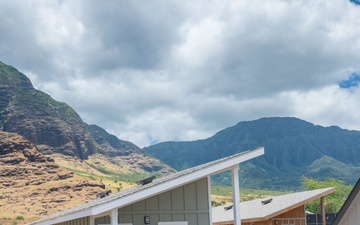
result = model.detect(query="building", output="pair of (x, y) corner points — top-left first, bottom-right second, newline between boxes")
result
(331, 178), (360, 225)
(27, 147), (264, 225)
(212, 187), (336, 225)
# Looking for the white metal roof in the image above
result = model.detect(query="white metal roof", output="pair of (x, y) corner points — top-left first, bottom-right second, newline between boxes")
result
(212, 187), (336, 223)
(27, 147), (264, 225)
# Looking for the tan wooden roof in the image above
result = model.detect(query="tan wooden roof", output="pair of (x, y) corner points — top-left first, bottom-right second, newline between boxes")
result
(212, 187), (336, 223)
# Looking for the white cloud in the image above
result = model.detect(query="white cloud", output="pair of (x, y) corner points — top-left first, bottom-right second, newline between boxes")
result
(285, 85), (360, 130)
(1, 0), (360, 147)
(110, 109), (207, 148)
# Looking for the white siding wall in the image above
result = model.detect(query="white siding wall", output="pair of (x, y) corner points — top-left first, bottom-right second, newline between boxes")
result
(348, 203), (360, 225)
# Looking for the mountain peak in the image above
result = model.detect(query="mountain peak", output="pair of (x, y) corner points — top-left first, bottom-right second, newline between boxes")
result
(0, 61), (33, 90)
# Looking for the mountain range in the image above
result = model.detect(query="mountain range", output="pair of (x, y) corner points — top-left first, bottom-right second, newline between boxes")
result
(0, 60), (173, 177)
(2, 60), (360, 192)
(0, 60), (177, 224)
(144, 117), (360, 190)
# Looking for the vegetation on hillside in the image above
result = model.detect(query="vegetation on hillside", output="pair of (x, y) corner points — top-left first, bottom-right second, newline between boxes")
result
(302, 177), (353, 213)
(66, 167), (137, 192)
(66, 163), (170, 193)
(211, 185), (288, 207)
(144, 117), (360, 189)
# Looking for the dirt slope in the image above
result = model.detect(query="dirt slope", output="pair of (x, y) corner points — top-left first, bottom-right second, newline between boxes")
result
(0, 131), (106, 225)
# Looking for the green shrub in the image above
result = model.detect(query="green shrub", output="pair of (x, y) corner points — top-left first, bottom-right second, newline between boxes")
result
(16, 215), (24, 220)
(302, 177), (353, 213)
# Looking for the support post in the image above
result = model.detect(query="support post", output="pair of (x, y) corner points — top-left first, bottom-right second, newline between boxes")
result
(321, 197), (325, 225)
(207, 175), (213, 225)
(111, 208), (118, 225)
(232, 164), (241, 225)
(89, 216), (95, 225)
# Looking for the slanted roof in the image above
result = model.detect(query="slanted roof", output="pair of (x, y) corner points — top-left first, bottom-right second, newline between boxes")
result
(212, 187), (336, 224)
(332, 178), (360, 225)
(28, 147), (264, 225)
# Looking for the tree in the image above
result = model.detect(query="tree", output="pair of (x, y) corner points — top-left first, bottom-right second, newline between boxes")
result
(302, 177), (353, 213)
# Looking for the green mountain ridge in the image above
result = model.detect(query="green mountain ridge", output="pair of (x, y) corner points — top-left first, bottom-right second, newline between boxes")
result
(143, 117), (360, 190)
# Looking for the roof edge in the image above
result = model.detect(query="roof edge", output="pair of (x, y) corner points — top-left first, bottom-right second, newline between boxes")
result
(213, 187), (337, 224)
(263, 187), (336, 221)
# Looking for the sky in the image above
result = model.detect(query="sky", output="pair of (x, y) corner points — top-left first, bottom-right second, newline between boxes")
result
(1, 0), (360, 148)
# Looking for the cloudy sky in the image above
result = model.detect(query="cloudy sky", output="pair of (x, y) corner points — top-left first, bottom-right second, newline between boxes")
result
(1, 0), (360, 147)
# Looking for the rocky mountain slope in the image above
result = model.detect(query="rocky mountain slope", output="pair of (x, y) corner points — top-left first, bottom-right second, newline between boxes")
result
(88, 124), (168, 173)
(0, 61), (174, 177)
(0, 131), (105, 225)
(0, 61), (94, 158)
(144, 117), (360, 190)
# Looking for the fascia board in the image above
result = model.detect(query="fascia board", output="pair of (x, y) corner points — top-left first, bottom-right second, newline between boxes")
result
(91, 147), (264, 215)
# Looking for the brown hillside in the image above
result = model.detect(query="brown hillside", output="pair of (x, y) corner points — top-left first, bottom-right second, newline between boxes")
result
(0, 131), (106, 225)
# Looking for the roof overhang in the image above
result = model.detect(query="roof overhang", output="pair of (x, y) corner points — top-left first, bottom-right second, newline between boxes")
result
(257, 187), (336, 222)
(213, 187), (337, 224)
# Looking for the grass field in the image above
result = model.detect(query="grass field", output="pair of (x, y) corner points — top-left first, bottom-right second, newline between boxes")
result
(65, 167), (140, 192)
(211, 185), (289, 206)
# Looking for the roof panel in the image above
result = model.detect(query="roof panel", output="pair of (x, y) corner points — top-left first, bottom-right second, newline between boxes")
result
(212, 187), (336, 223)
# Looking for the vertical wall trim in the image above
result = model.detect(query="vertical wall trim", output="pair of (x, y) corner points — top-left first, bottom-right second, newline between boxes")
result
(303, 204), (306, 225)
(89, 216), (95, 225)
(356, 202), (360, 223)
(232, 164), (241, 225)
(320, 197), (325, 225)
(118, 209), (121, 225)
(111, 208), (118, 225)
(207, 175), (213, 225)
